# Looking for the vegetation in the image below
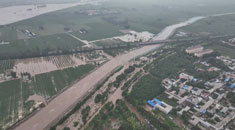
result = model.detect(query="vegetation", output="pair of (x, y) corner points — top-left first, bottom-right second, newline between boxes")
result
(0, 33), (84, 60)
(0, 60), (14, 73)
(125, 74), (165, 106)
(85, 100), (147, 130)
(184, 14), (235, 35)
(0, 64), (95, 128)
(50, 65), (123, 129)
(81, 106), (91, 123)
(227, 92), (235, 105)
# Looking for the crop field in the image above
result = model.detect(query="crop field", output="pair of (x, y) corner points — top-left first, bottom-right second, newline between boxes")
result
(71, 20), (123, 41)
(0, 33), (84, 60)
(0, 60), (14, 74)
(0, 64), (95, 129)
(205, 42), (235, 58)
(13, 54), (85, 76)
(1, 0), (235, 42)
(182, 14), (235, 35)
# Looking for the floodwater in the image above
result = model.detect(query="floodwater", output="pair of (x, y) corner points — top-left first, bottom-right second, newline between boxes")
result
(14, 15), (206, 130)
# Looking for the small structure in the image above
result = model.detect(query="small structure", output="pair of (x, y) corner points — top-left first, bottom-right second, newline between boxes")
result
(186, 46), (204, 54)
(147, 98), (173, 114)
(194, 49), (213, 57)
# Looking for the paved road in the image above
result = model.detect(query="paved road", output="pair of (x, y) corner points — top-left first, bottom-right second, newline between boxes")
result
(14, 16), (204, 130)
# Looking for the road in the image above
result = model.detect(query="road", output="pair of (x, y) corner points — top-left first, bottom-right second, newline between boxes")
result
(14, 16), (205, 130)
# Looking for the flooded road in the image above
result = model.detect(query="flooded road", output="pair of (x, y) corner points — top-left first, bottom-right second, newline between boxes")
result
(13, 12), (235, 130)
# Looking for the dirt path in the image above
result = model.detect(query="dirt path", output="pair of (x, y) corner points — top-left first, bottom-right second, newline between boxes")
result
(67, 33), (92, 48)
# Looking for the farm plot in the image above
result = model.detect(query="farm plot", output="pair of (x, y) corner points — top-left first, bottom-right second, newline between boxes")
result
(0, 33), (84, 60)
(0, 60), (14, 74)
(182, 14), (235, 35)
(0, 64), (95, 129)
(13, 55), (85, 76)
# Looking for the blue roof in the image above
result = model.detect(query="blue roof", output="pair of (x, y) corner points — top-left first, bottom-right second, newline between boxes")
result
(153, 98), (162, 106)
(202, 109), (206, 114)
(225, 78), (230, 82)
(182, 85), (188, 90)
(147, 100), (156, 108)
(229, 84), (235, 89)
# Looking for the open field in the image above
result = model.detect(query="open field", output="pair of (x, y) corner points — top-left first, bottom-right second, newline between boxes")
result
(0, 60), (14, 74)
(182, 14), (235, 35)
(0, 64), (95, 129)
(205, 42), (235, 58)
(13, 54), (85, 76)
(0, 33), (84, 60)
(1, 0), (235, 61)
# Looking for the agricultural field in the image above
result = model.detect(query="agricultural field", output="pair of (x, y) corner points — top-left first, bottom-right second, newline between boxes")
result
(1, 0), (235, 60)
(0, 33), (84, 60)
(205, 42), (235, 59)
(13, 54), (85, 76)
(0, 64), (95, 129)
(0, 60), (14, 74)
(182, 14), (235, 35)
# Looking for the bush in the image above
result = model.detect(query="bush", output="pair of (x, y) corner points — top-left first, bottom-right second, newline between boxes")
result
(94, 94), (104, 103)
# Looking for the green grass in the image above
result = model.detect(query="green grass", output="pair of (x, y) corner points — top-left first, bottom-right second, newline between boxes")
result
(206, 43), (235, 58)
(0, 64), (95, 128)
(71, 21), (123, 41)
(183, 14), (235, 35)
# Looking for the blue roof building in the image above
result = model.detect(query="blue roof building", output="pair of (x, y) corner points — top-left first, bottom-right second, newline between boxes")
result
(225, 77), (230, 82)
(153, 98), (162, 106)
(229, 84), (235, 89)
(147, 100), (156, 108)
(182, 85), (188, 90)
(202, 109), (206, 114)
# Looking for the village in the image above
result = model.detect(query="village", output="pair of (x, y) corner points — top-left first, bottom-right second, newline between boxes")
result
(147, 45), (235, 130)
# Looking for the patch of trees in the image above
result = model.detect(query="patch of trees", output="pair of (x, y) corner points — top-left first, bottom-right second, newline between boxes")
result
(113, 66), (135, 88)
(86, 100), (147, 130)
(125, 74), (165, 106)
(81, 106), (91, 124)
(207, 58), (230, 71)
(227, 92), (235, 105)
(181, 112), (190, 125)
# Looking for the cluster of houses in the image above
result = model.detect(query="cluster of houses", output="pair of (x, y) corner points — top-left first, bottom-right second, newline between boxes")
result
(217, 56), (235, 70)
(160, 70), (235, 130)
(155, 54), (235, 130)
(186, 45), (213, 57)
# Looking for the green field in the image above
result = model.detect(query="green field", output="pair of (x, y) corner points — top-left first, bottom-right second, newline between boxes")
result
(0, 60), (14, 74)
(183, 14), (235, 35)
(0, 64), (95, 129)
(205, 42), (235, 58)
(0, 33), (84, 60)
(1, 0), (235, 59)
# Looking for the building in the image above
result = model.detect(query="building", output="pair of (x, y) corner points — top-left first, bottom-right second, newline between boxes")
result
(147, 98), (173, 114)
(186, 46), (204, 54)
(194, 49), (214, 57)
